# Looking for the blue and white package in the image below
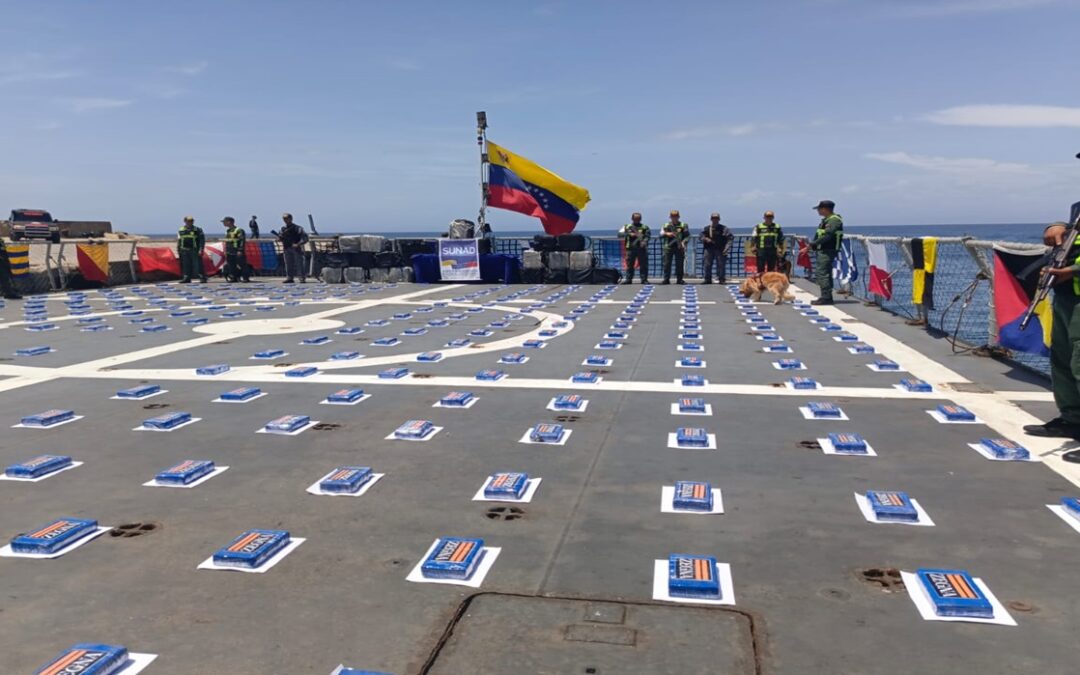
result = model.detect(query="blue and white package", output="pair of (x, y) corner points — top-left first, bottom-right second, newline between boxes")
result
(916, 568), (994, 618)
(680, 342), (703, 351)
(500, 352), (527, 364)
(900, 379), (933, 392)
(20, 409), (76, 427)
(585, 355), (609, 366)
(11, 517), (99, 554)
(302, 336), (331, 345)
(196, 364), (230, 376)
(788, 377), (818, 390)
(439, 391), (475, 407)
(327, 388), (365, 403)
(873, 359), (900, 371)
(1061, 497), (1080, 520)
(675, 427), (710, 447)
(116, 384), (161, 399)
(484, 472), (529, 499)
(827, 432), (867, 453)
(220, 387), (261, 401)
(319, 466), (374, 494)
(213, 529), (291, 569)
(417, 351), (443, 362)
(571, 371), (600, 383)
(16, 345), (51, 356)
(678, 398), (707, 413)
(285, 366), (318, 378)
(807, 402), (842, 418)
(936, 404), (976, 421)
(372, 337), (400, 346)
(680, 357), (703, 367)
(155, 460), (215, 485)
(979, 438), (1030, 460)
(672, 481), (713, 512)
(142, 411), (193, 430)
(34, 643), (129, 675)
(6, 454), (73, 479)
(681, 374), (705, 386)
(850, 343), (875, 353)
(378, 367), (409, 379)
(530, 423), (564, 443)
(331, 351), (361, 360)
(394, 419), (435, 439)
(668, 554), (721, 599)
(476, 369), (505, 381)
(776, 359), (803, 370)
(553, 395), (584, 410)
(254, 349), (286, 359)
(421, 537), (485, 579)
(866, 490), (918, 522)
(264, 415), (311, 433)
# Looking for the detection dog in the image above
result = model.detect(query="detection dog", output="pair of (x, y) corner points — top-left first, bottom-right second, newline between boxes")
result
(740, 271), (795, 305)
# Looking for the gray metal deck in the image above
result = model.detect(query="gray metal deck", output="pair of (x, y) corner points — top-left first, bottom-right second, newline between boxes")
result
(0, 279), (1076, 674)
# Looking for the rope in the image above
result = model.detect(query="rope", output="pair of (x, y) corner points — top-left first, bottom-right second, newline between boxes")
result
(937, 272), (988, 354)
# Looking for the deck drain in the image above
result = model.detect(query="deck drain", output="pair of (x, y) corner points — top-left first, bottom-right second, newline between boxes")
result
(797, 440), (822, 450)
(273, 362), (295, 368)
(412, 373), (435, 379)
(109, 522), (159, 538)
(857, 567), (905, 592)
(142, 403), (170, 410)
(553, 414), (581, 423)
(485, 506), (525, 521)
(1007, 600), (1036, 613)
(312, 423), (341, 431)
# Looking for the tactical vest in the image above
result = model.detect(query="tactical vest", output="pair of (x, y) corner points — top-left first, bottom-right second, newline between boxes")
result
(624, 224), (647, 245)
(1073, 252), (1080, 295)
(225, 228), (244, 254)
(755, 223), (780, 249)
(664, 223), (687, 248)
(178, 227), (199, 250)
(815, 215), (843, 251)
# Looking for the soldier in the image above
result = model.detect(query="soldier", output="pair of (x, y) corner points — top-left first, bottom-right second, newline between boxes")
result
(809, 200), (843, 305)
(621, 212), (651, 284)
(279, 212), (308, 283)
(1025, 220), (1080, 439)
(177, 216), (207, 284)
(700, 212), (732, 284)
(661, 209), (690, 285)
(749, 211), (784, 273)
(0, 238), (22, 299)
(249, 215), (260, 240)
(222, 217), (250, 283)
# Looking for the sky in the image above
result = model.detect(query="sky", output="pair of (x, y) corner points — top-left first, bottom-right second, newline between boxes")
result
(1, 0), (1079, 234)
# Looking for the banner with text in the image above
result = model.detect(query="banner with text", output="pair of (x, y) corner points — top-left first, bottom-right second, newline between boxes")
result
(438, 238), (481, 281)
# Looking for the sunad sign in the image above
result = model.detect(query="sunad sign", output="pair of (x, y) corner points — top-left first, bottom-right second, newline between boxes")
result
(438, 239), (481, 281)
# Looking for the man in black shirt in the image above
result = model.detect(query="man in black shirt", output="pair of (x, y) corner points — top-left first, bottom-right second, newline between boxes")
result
(279, 213), (308, 283)
(249, 216), (260, 240)
(700, 212), (732, 284)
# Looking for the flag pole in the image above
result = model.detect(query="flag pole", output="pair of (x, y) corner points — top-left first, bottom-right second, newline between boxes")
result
(476, 111), (489, 229)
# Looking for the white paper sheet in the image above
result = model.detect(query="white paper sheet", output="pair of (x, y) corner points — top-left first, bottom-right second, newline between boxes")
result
(927, 410), (983, 424)
(1047, 504), (1080, 534)
(799, 406), (849, 421)
(116, 653), (158, 674)
(197, 538), (306, 573)
(213, 392), (268, 403)
(256, 420), (320, 436)
(651, 560), (735, 606)
(546, 399), (589, 413)
(867, 363), (906, 373)
(320, 394), (372, 406)
(772, 362), (806, 371)
(434, 396), (479, 409)
(660, 486), (724, 514)
(968, 443), (1039, 462)
(669, 403), (713, 416)
(110, 390), (169, 401)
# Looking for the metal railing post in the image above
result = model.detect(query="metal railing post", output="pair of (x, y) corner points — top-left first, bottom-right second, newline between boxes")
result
(128, 241), (139, 284)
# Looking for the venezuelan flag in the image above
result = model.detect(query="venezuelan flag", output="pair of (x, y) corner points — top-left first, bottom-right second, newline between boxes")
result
(6, 243), (29, 276)
(994, 247), (1050, 356)
(487, 141), (590, 236)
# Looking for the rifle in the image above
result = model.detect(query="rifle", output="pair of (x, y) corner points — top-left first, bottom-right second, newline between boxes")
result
(1020, 199), (1080, 330)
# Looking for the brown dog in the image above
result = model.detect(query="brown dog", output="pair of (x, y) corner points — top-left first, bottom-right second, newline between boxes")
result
(740, 272), (795, 305)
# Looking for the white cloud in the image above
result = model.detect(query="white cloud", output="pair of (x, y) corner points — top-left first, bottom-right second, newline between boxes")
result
(163, 61), (208, 76)
(386, 57), (421, 71)
(865, 151), (1033, 174)
(735, 189), (771, 205)
(924, 104), (1080, 128)
(62, 97), (133, 113)
(888, 0), (1065, 16)
(663, 122), (786, 141)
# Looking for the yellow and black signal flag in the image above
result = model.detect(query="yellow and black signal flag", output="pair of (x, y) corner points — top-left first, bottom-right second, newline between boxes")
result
(6, 243), (29, 276)
(910, 237), (937, 309)
(76, 243), (110, 284)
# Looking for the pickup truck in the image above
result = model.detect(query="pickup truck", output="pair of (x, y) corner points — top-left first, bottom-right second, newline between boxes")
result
(2, 209), (112, 242)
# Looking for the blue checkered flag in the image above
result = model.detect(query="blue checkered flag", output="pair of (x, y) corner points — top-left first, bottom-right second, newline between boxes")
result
(833, 239), (858, 288)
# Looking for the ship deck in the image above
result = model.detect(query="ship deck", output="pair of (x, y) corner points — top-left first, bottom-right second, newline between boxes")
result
(0, 279), (1076, 675)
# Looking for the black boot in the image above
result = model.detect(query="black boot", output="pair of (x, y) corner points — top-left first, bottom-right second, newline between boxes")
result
(811, 297), (833, 306)
(1024, 417), (1080, 439)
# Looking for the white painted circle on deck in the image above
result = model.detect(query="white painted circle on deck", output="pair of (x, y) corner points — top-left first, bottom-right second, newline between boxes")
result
(192, 317), (345, 336)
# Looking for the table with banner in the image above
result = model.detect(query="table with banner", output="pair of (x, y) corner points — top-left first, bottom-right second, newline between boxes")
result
(411, 239), (520, 284)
